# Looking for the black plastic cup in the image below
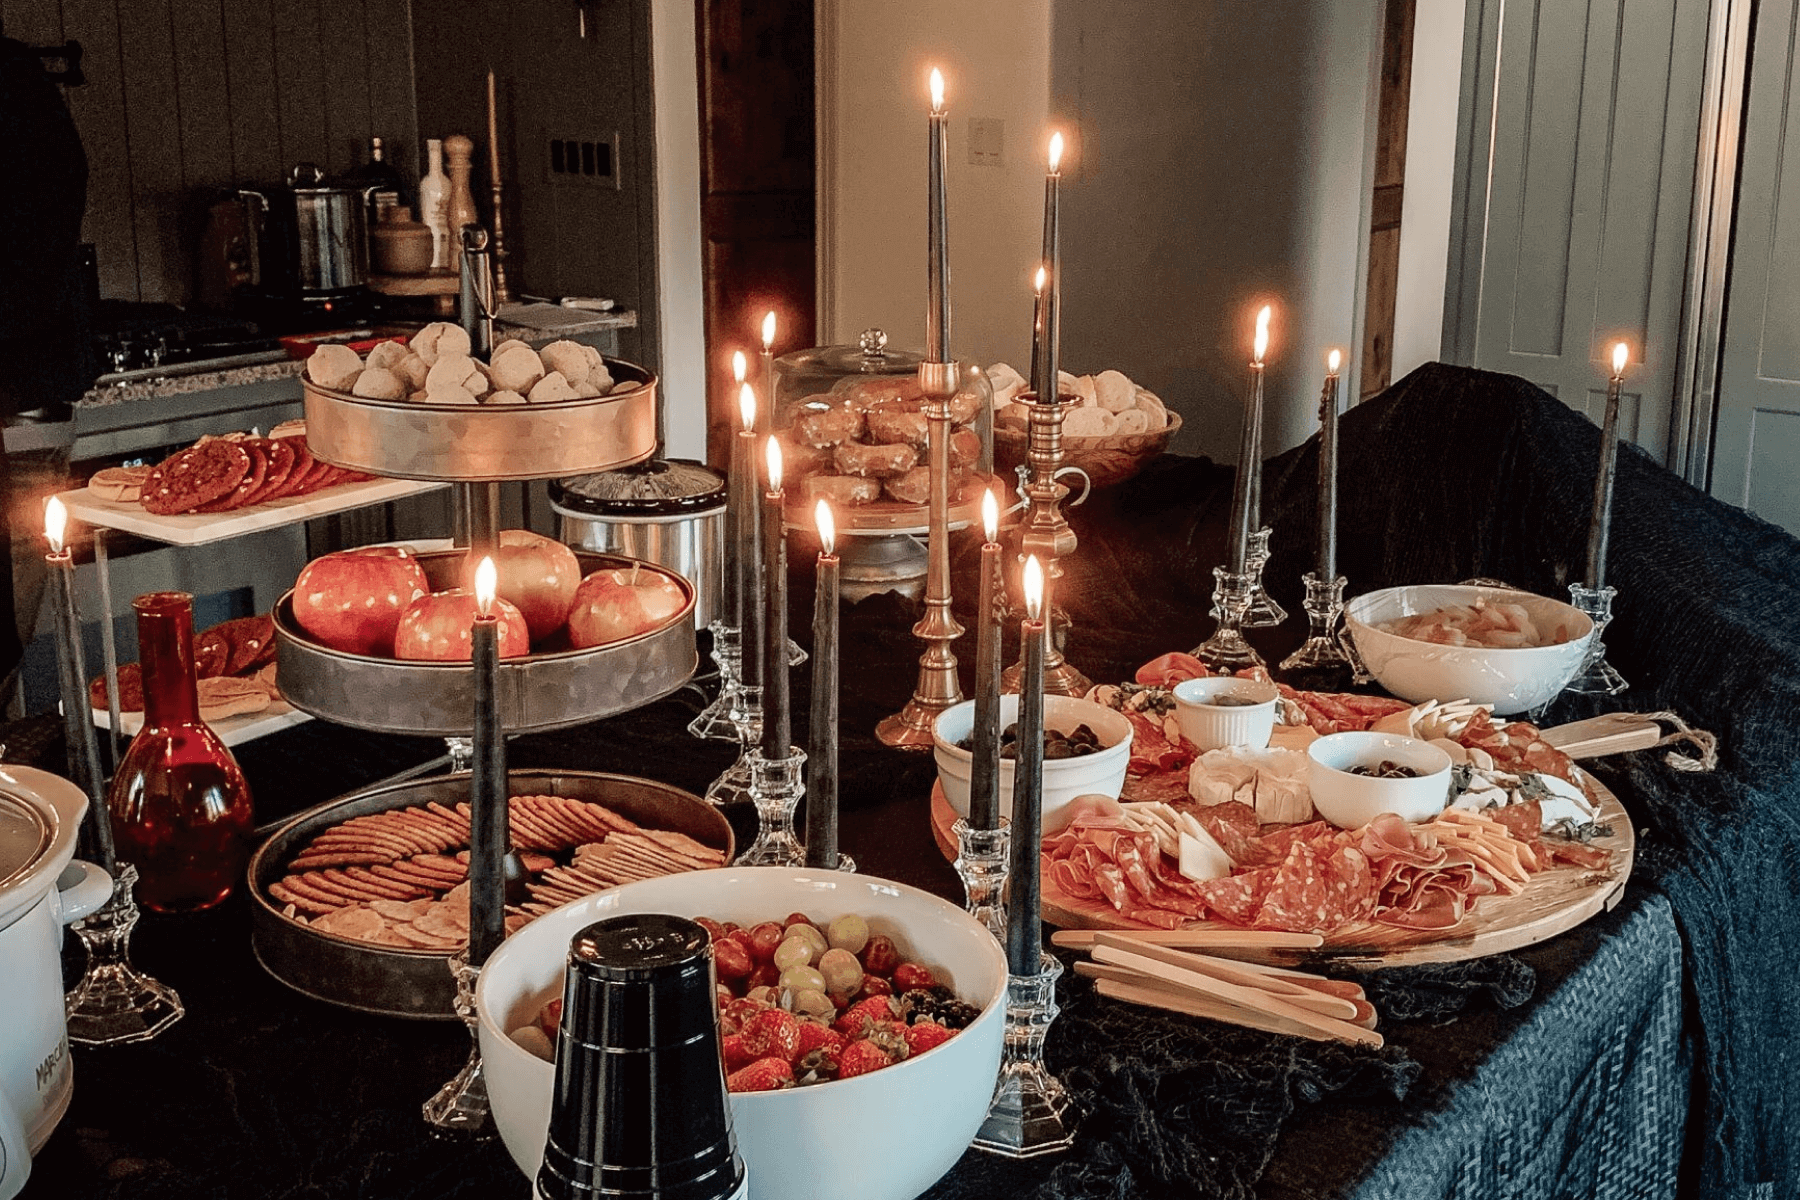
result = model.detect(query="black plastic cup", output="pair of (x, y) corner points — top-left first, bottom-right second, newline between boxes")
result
(536, 914), (746, 1200)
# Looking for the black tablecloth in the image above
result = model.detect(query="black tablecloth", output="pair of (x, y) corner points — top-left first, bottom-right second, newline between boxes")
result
(18, 363), (1799, 1199)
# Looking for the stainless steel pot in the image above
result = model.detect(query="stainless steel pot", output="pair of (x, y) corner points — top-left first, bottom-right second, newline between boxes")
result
(239, 164), (375, 298)
(550, 460), (727, 629)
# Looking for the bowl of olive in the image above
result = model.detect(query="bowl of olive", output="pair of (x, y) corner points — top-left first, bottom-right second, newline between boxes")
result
(1305, 731), (1453, 828)
(932, 694), (1132, 834)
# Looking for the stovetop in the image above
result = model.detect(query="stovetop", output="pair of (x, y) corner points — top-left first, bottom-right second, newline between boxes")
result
(94, 302), (281, 375)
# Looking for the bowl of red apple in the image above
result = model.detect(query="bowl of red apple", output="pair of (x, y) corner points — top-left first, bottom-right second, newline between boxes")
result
(476, 867), (1008, 1200)
(270, 531), (698, 733)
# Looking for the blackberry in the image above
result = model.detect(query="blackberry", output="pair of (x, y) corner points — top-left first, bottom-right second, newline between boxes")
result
(900, 985), (979, 1030)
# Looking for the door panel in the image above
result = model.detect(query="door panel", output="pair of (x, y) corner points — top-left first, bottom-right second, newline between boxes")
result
(1457, 0), (1710, 459)
(1711, 0), (1800, 531)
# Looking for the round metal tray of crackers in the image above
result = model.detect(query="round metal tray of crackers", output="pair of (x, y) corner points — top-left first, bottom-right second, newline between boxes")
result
(249, 769), (734, 1018)
(272, 549), (697, 737)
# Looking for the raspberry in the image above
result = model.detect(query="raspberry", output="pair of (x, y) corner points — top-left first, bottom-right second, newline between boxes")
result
(836, 1040), (892, 1079)
(727, 1057), (794, 1093)
(720, 1033), (757, 1073)
(740, 1008), (803, 1063)
(904, 1022), (955, 1057)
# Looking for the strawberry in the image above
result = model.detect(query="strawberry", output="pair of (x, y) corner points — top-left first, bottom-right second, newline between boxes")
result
(740, 1008), (803, 1063)
(720, 1033), (758, 1073)
(833, 995), (900, 1038)
(861, 1020), (912, 1061)
(861, 934), (900, 976)
(727, 1057), (794, 1093)
(856, 974), (893, 998)
(796, 1022), (845, 1058)
(904, 1022), (955, 1057)
(836, 1040), (892, 1079)
(892, 962), (936, 991)
(719, 996), (768, 1036)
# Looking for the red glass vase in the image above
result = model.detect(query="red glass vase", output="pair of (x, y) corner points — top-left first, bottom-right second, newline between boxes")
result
(107, 592), (255, 913)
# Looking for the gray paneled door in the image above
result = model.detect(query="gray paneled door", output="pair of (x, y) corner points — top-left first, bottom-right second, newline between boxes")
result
(1450, 0), (1711, 459)
(1709, 0), (1800, 532)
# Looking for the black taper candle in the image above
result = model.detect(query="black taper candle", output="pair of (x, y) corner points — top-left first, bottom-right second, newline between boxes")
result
(1005, 557), (1048, 976)
(804, 501), (840, 869)
(969, 493), (1003, 830)
(468, 603), (507, 967)
(1585, 344), (1629, 590)
(1038, 135), (1064, 402)
(739, 389), (766, 695)
(1316, 356), (1341, 583)
(45, 539), (112, 870)
(759, 440), (789, 759)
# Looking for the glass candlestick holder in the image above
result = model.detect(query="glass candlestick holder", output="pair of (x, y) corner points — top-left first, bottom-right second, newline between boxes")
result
(688, 622), (745, 742)
(737, 746), (807, 866)
(1242, 527), (1287, 628)
(1277, 572), (1360, 687)
(704, 684), (763, 808)
(951, 817), (1009, 942)
(422, 951), (492, 1134)
(65, 863), (184, 1045)
(972, 952), (1078, 1157)
(1566, 584), (1628, 695)
(1193, 566), (1266, 673)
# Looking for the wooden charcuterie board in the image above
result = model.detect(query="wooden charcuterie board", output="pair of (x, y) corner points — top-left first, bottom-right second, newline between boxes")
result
(928, 775), (1632, 968)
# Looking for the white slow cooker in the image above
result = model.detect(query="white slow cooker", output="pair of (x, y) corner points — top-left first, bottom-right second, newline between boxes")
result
(0, 766), (113, 1199)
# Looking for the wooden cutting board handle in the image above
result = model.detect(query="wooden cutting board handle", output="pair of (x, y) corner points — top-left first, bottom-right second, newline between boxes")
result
(1539, 713), (1662, 759)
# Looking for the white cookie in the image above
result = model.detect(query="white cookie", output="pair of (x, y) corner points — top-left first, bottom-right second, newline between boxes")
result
(425, 383), (481, 406)
(426, 354), (486, 397)
(410, 322), (470, 365)
(529, 371), (579, 403)
(1134, 388), (1168, 427)
(486, 389), (527, 405)
(488, 341), (546, 394)
(305, 343), (363, 390)
(538, 341), (590, 384)
(1113, 407), (1151, 435)
(1094, 369), (1136, 413)
(351, 367), (406, 400)
(1063, 405), (1115, 437)
(394, 353), (429, 390)
(364, 340), (410, 372)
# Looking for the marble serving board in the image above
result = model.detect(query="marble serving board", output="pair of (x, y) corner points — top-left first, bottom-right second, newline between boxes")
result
(95, 697), (310, 746)
(58, 478), (447, 547)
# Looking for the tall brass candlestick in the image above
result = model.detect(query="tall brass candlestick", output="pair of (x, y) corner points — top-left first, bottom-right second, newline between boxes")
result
(1005, 557), (1047, 976)
(1227, 307), (1271, 573)
(485, 69), (511, 304)
(804, 501), (842, 870)
(969, 490), (1004, 830)
(760, 439), (790, 759)
(1585, 343), (1629, 590)
(468, 558), (507, 968)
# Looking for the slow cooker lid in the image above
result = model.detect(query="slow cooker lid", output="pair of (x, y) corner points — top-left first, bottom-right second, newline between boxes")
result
(551, 458), (726, 517)
(0, 791), (53, 891)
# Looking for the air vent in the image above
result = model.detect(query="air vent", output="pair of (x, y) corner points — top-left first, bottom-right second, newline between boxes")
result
(546, 133), (619, 188)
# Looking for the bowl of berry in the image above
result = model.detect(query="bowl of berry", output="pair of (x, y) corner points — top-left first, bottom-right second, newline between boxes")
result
(477, 867), (1007, 1200)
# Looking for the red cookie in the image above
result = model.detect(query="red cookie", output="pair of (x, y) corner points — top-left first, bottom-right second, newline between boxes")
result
(88, 663), (144, 714)
(192, 441), (268, 513)
(242, 438), (297, 505)
(142, 441), (253, 515)
(195, 628), (232, 679)
(215, 614), (277, 675)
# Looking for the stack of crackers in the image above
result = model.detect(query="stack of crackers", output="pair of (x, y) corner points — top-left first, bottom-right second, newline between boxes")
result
(94, 422), (375, 516)
(266, 794), (726, 951)
(90, 612), (281, 723)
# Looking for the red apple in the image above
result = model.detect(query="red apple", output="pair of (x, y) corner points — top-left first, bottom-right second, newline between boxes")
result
(470, 530), (581, 642)
(393, 590), (530, 661)
(566, 564), (686, 648)
(292, 546), (430, 656)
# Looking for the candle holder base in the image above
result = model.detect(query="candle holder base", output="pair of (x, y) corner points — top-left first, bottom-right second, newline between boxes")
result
(972, 953), (1078, 1158)
(704, 686), (763, 807)
(738, 747), (808, 867)
(423, 952), (494, 1135)
(1192, 567), (1266, 674)
(64, 863), (184, 1046)
(876, 694), (955, 750)
(1001, 605), (1090, 697)
(688, 623), (746, 742)
(1277, 572), (1360, 689)
(951, 818), (1009, 942)
(1565, 584), (1628, 696)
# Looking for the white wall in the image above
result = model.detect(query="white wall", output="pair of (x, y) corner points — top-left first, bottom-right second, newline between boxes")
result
(817, 0), (1053, 373)
(648, 0), (707, 461)
(1051, 1), (1385, 461)
(1390, 0), (1467, 383)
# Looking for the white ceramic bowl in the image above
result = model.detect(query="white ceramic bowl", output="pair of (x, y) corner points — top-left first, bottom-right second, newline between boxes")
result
(1344, 584), (1595, 715)
(1171, 676), (1279, 750)
(933, 694), (1132, 833)
(1306, 732), (1454, 828)
(476, 868), (1008, 1200)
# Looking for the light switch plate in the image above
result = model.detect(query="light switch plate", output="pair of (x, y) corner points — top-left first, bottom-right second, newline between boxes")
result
(968, 117), (1003, 167)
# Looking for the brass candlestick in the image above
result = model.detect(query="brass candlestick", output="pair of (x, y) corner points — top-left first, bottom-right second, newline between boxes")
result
(485, 69), (512, 304)
(1001, 392), (1091, 697)
(877, 360), (965, 748)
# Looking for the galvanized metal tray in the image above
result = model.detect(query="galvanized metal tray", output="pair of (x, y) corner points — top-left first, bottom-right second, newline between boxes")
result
(273, 549), (696, 736)
(301, 358), (658, 481)
(249, 769), (734, 1019)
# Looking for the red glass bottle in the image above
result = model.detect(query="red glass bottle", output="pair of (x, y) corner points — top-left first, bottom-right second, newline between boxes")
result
(108, 592), (255, 912)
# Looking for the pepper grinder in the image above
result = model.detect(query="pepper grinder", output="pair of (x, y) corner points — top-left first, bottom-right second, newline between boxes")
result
(443, 135), (479, 272)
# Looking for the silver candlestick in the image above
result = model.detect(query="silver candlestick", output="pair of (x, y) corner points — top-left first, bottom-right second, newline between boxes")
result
(951, 818), (1009, 942)
(1278, 571), (1360, 684)
(972, 952), (1078, 1157)
(1192, 566), (1265, 673)
(65, 864), (184, 1046)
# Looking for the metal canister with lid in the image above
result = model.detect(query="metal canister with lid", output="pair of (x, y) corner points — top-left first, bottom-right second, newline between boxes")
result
(550, 459), (727, 629)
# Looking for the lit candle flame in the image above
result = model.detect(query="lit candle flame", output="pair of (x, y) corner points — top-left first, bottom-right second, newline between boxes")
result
(1328, 349), (1342, 374)
(44, 495), (66, 556)
(929, 68), (945, 114)
(765, 435), (783, 493)
(1023, 555), (1044, 621)
(1034, 265), (1047, 295)
(761, 311), (777, 352)
(981, 488), (998, 543)
(1253, 305), (1272, 366)
(474, 556), (497, 617)
(732, 350), (747, 384)
(816, 499), (836, 556)
(1048, 131), (1064, 173)
(739, 383), (757, 433)
(1611, 342), (1628, 376)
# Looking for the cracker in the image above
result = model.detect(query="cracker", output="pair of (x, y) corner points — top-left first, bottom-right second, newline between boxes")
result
(312, 906), (386, 941)
(288, 850), (390, 869)
(269, 878), (338, 916)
